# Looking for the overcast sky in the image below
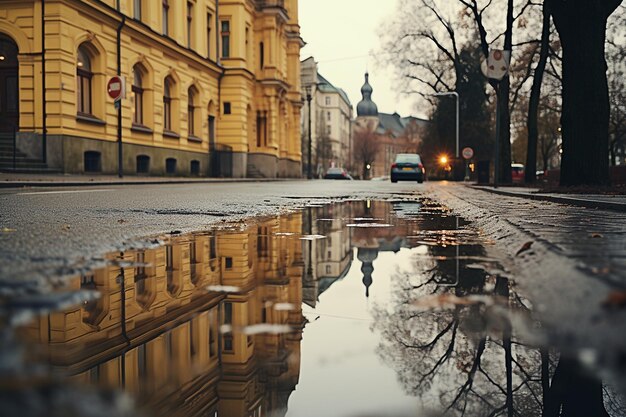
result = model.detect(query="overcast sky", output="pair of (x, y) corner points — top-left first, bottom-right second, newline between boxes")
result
(298, 0), (425, 118)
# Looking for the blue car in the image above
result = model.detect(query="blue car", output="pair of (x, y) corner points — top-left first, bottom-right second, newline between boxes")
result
(390, 153), (425, 183)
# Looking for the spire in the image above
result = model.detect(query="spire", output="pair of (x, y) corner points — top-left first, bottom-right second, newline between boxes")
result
(356, 72), (378, 117)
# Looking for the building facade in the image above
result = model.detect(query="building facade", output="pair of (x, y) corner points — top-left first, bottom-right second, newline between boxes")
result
(300, 56), (352, 177)
(0, 0), (303, 178)
(353, 72), (429, 179)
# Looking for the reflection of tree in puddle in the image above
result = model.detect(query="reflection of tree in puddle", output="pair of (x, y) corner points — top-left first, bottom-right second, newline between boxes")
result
(370, 203), (622, 416)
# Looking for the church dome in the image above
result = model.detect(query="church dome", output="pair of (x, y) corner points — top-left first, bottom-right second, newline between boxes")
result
(356, 72), (378, 117)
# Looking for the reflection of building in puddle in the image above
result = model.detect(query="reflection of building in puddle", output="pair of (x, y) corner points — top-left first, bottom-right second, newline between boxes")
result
(303, 200), (418, 301)
(302, 203), (354, 308)
(352, 201), (413, 298)
(16, 214), (306, 417)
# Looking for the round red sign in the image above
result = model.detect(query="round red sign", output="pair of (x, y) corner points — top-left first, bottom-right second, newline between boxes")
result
(107, 76), (123, 100)
(462, 147), (474, 160)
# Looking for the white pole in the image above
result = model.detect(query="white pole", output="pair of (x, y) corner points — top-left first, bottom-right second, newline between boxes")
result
(453, 92), (459, 159)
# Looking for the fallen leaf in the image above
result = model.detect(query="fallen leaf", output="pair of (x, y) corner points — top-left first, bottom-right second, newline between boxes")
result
(61, 224), (71, 231)
(591, 266), (611, 275)
(1, 227), (16, 233)
(602, 291), (626, 309)
(516, 241), (534, 256)
(411, 293), (500, 310)
(590, 233), (604, 238)
(117, 219), (126, 224)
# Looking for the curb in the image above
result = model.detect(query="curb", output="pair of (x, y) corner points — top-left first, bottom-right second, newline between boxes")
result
(0, 178), (289, 189)
(471, 185), (626, 212)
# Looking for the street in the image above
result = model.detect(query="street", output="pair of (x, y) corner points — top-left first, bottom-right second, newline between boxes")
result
(1, 180), (625, 416)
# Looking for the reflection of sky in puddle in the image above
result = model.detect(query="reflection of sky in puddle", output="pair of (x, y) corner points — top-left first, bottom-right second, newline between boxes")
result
(288, 248), (426, 417)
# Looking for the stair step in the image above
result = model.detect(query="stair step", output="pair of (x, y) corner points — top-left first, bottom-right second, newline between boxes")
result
(0, 156), (43, 163)
(0, 167), (61, 174)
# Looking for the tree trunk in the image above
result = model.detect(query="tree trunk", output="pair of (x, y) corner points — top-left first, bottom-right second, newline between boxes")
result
(542, 356), (609, 417)
(526, 2), (551, 184)
(551, 0), (620, 186)
(497, 0), (515, 184)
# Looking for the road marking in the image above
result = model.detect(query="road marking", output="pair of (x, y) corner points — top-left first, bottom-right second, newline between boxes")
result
(18, 189), (116, 196)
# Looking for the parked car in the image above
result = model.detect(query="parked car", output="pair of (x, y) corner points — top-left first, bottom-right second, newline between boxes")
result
(324, 167), (353, 180)
(511, 163), (525, 183)
(390, 153), (425, 183)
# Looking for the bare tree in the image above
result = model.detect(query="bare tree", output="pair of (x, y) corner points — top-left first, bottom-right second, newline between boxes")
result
(353, 120), (380, 180)
(607, 6), (626, 167)
(525, 1), (552, 183)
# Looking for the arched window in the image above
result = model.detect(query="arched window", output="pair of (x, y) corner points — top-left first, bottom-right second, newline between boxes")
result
(77, 45), (93, 115)
(0, 34), (19, 132)
(132, 66), (144, 126)
(188, 86), (198, 137)
(163, 77), (173, 132)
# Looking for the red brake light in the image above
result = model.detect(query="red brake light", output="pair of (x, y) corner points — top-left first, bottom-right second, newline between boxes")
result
(391, 163), (397, 169)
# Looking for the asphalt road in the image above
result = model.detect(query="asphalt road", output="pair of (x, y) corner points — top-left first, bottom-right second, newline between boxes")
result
(2, 179), (626, 397)
(0, 179), (418, 282)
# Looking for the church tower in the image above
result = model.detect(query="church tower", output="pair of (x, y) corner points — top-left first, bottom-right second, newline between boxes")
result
(356, 72), (379, 120)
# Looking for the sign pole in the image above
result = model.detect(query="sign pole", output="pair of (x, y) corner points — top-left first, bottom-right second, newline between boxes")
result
(117, 99), (122, 178)
(462, 147), (474, 182)
(494, 83), (501, 188)
(480, 49), (510, 189)
(107, 75), (125, 177)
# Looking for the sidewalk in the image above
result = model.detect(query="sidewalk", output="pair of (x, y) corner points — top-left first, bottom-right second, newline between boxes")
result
(0, 172), (285, 188)
(471, 185), (626, 212)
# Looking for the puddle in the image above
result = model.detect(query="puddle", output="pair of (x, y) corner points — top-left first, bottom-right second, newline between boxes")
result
(1, 200), (624, 417)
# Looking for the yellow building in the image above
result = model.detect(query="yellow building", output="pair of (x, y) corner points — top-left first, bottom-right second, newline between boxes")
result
(0, 0), (303, 177)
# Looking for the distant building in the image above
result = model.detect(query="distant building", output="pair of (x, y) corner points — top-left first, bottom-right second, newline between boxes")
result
(301, 57), (353, 177)
(353, 72), (429, 179)
(0, 0), (303, 178)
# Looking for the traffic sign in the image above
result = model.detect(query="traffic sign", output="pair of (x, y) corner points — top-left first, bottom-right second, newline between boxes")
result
(107, 76), (125, 101)
(462, 147), (474, 160)
(480, 49), (511, 81)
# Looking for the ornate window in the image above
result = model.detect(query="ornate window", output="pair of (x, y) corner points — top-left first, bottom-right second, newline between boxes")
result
(188, 87), (197, 136)
(76, 45), (93, 115)
(132, 66), (144, 125)
(221, 20), (230, 58)
(163, 77), (173, 131)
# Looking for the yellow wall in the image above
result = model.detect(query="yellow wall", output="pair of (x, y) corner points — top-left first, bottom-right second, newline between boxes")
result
(1, 0), (303, 176)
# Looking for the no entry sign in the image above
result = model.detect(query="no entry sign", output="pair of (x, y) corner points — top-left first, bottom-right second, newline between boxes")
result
(462, 147), (474, 160)
(107, 76), (125, 101)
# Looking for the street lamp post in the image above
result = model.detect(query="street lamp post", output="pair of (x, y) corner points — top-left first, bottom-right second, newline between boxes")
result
(305, 85), (313, 179)
(432, 92), (459, 159)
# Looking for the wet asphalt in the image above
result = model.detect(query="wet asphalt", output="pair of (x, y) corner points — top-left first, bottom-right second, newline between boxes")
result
(0, 180), (625, 416)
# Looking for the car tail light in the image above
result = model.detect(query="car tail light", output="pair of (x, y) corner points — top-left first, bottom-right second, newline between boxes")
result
(391, 163), (397, 169)
(418, 163), (425, 173)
